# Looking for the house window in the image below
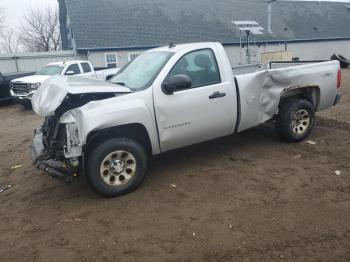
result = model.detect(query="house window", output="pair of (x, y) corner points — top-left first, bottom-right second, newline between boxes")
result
(105, 53), (118, 68)
(128, 52), (141, 62)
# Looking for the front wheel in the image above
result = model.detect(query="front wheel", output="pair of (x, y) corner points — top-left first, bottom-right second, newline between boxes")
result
(86, 138), (148, 197)
(276, 98), (315, 142)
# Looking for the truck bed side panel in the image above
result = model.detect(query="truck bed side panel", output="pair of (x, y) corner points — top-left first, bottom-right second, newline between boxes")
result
(235, 61), (339, 132)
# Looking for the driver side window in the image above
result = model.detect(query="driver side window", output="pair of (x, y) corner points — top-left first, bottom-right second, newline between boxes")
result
(168, 49), (221, 89)
(65, 64), (81, 75)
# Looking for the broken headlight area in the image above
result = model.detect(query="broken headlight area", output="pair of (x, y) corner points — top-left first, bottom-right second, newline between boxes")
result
(42, 116), (67, 157)
(31, 92), (116, 181)
(31, 127), (80, 183)
(64, 122), (82, 159)
(33, 112), (80, 180)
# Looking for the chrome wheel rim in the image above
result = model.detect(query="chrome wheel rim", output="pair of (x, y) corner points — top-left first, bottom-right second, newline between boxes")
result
(292, 109), (310, 135)
(100, 150), (137, 186)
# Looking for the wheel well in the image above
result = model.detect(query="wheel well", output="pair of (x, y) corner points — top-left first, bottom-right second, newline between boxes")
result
(85, 123), (152, 156)
(280, 86), (320, 109)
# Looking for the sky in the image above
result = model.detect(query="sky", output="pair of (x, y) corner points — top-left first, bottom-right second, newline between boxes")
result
(1, 0), (58, 29)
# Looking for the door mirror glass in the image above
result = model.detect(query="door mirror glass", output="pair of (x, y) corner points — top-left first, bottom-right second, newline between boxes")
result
(162, 74), (192, 94)
(65, 71), (75, 75)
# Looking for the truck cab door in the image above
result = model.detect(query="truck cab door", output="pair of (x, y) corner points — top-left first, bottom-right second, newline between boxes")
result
(153, 48), (237, 152)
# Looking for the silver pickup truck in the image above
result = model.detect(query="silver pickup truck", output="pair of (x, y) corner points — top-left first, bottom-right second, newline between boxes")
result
(31, 42), (342, 197)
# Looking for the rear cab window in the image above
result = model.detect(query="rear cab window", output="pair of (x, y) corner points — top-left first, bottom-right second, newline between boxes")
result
(81, 62), (92, 73)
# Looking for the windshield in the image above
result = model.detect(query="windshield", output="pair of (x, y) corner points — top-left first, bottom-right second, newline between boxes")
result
(109, 51), (173, 91)
(37, 65), (64, 76)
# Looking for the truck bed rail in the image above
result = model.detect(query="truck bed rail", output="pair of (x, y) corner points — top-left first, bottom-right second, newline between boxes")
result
(269, 60), (329, 69)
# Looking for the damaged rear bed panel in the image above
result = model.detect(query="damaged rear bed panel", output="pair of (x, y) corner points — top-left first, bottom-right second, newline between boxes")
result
(236, 61), (340, 132)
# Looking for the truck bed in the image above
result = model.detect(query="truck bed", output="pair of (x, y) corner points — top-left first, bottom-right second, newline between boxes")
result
(233, 61), (340, 132)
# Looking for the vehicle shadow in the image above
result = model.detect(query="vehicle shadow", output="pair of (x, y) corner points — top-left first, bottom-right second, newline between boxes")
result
(32, 123), (280, 202)
(148, 123), (279, 180)
(0, 99), (15, 107)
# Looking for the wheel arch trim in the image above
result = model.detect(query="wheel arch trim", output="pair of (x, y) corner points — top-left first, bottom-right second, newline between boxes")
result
(85, 123), (154, 156)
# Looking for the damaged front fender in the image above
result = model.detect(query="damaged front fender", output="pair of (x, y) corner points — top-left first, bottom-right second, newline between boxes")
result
(64, 122), (82, 159)
(59, 111), (83, 159)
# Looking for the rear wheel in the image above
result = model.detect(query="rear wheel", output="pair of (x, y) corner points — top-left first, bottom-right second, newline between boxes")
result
(86, 138), (148, 197)
(276, 98), (315, 142)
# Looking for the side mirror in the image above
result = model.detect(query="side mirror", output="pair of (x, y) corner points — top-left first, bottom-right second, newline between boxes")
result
(162, 74), (192, 95)
(65, 71), (75, 76)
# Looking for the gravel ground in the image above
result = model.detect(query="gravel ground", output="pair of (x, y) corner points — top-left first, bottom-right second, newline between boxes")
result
(0, 70), (349, 262)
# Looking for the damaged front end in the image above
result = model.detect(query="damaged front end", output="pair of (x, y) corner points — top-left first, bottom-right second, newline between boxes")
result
(31, 127), (79, 182)
(31, 93), (115, 182)
(30, 76), (131, 182)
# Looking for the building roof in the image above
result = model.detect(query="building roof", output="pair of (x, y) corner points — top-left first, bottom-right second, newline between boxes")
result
(63, 0), (350, 51)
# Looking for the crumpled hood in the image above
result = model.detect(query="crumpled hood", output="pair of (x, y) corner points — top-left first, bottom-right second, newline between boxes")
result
(32, 75), (131, 117)
(11, 74), (52, 84)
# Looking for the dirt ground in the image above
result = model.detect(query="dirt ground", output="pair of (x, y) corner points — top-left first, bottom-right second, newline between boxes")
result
(0, 70), (349, 262)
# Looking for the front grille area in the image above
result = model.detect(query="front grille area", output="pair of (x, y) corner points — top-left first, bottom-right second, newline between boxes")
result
(42, 116), (66, 157)
(11, 83), (29, 94)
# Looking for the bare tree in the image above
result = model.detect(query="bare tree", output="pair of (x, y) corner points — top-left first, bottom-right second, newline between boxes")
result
(0, 6), (19, 54)
(19, 6), (61, 52)
(0, 29), (20, 54)
(0, 7), (5, 32)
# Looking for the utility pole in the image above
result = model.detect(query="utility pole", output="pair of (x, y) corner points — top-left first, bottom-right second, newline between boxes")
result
(266, 0), (274, 34)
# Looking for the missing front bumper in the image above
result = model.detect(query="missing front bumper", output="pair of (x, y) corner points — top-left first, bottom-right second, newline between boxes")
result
(31, 129), (78, 183)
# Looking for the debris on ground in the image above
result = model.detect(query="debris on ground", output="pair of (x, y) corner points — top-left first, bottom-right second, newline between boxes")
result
(335, 171), (342, 176)
(0, 185), (12, 193)
(306, 141), (317, 145)
(170, 184), (177, 188)
(64, 218), (82, 223)
(228, 225), (233, 229)
(10, 165), (22, 170)
(294, 154), (302, 159)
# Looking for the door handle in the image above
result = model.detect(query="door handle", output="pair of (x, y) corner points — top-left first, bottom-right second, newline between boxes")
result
(209, 91), (226, 99)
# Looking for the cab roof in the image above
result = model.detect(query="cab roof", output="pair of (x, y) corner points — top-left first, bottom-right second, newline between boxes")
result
(46, 60), (89, 66)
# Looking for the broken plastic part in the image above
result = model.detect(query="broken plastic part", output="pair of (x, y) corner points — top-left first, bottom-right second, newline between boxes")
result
(0, 185), (12, 193)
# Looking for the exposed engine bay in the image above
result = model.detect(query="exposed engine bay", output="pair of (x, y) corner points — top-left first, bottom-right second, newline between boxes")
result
(43, 93), (115, 156)
(34, 92), (120, 181)
(30, 75), (132, 181)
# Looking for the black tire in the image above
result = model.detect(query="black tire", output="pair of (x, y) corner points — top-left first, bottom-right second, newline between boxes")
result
(86, 137), (148, 197)
(276, 98), (315, 142)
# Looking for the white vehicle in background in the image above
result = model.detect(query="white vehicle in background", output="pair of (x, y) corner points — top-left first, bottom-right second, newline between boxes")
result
(10, 60), (119, 107)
